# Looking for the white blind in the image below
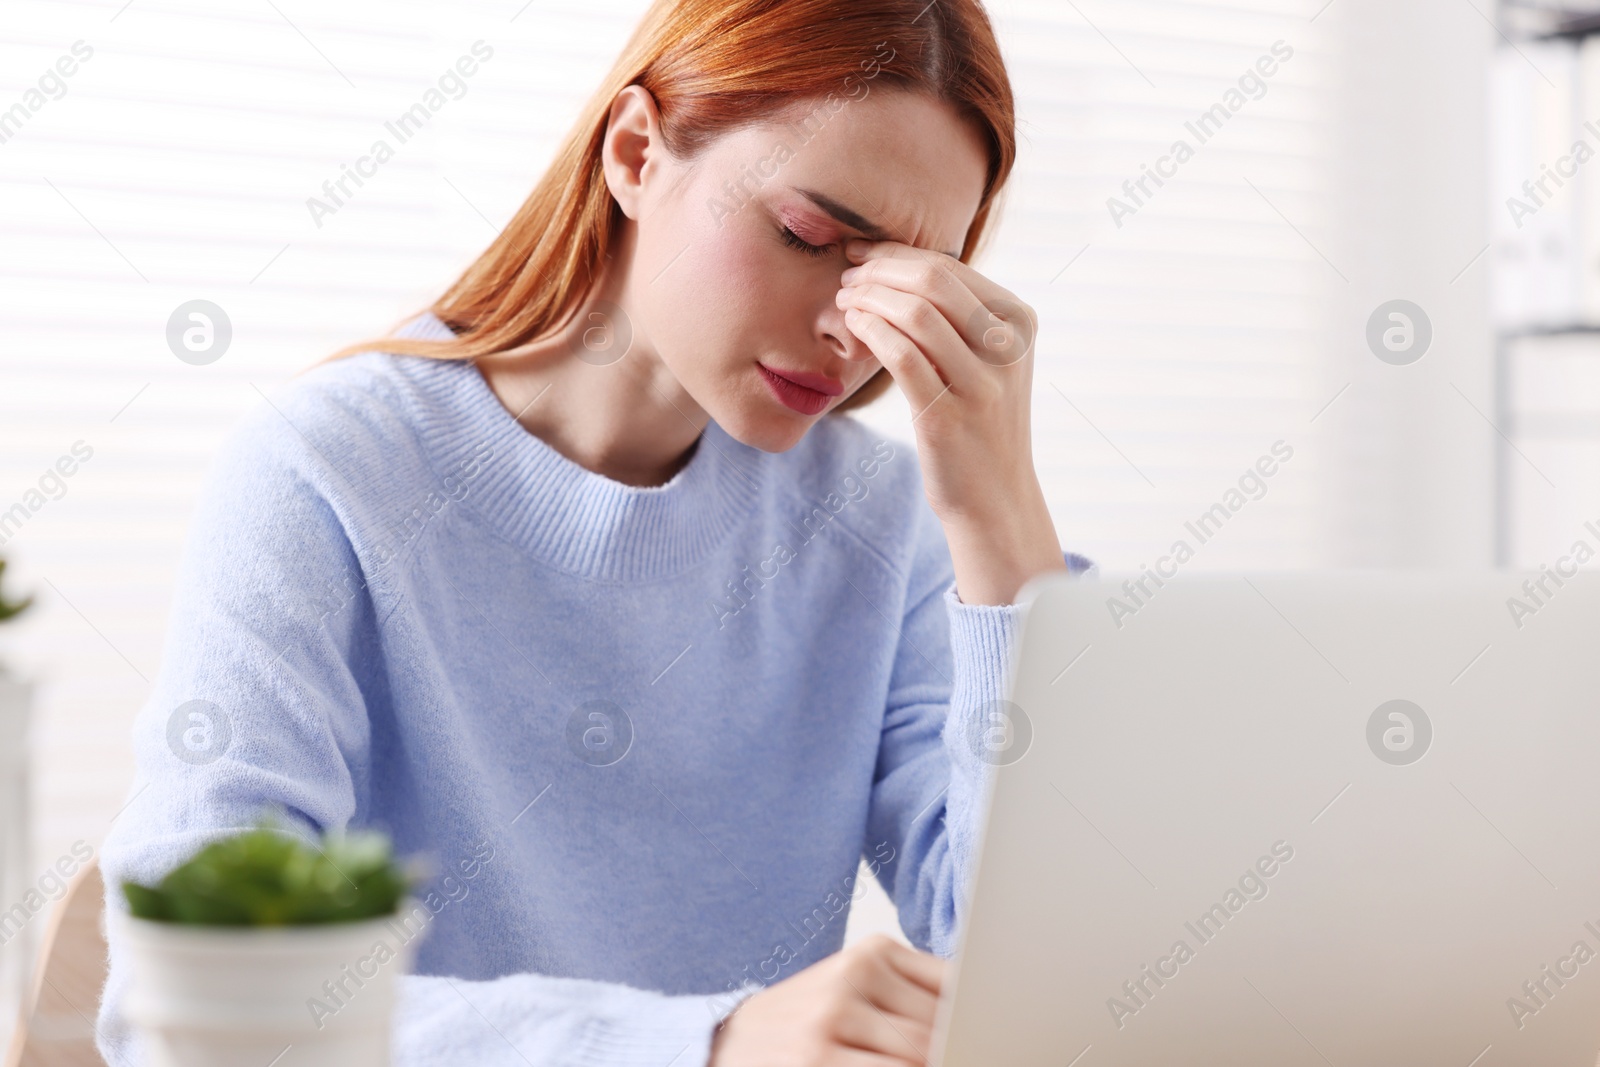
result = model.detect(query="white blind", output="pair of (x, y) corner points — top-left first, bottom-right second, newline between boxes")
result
(0, 0), (1343, 1011)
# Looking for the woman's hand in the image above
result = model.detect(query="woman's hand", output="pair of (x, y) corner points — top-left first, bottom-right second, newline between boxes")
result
(835, 238), (1065, 605)
(708, 934), (947, 1066)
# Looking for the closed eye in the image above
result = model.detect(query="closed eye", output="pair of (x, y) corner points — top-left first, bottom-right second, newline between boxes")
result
(780, 226), (835, 258)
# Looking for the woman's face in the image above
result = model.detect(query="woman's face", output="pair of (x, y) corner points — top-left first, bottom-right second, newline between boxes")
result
(605, 86), (991, 453)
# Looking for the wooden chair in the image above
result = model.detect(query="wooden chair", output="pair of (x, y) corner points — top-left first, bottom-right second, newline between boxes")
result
(4, 858), (108, 1067)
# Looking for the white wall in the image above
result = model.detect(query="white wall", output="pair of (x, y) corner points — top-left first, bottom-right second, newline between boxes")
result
(1313, 0), (1495, 567)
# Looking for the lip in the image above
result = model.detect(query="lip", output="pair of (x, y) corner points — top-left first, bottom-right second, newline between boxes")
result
(758, 364), (838, 416)
(758, 364), (843, 396)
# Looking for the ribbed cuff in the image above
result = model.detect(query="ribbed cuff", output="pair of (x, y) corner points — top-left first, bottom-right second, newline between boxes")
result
(575, 986), (745, 1067)
(943, 582), (1023, 703)
(941, 582), (1021, 775)
(941, 550), (1095, 777)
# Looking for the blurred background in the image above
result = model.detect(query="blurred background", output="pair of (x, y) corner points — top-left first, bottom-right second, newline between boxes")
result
(0, 0), (1591, 1044)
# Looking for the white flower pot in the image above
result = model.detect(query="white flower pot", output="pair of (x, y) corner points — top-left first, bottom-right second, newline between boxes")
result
(0, 675), (32, 1019)
(117, 907), (417, 1067)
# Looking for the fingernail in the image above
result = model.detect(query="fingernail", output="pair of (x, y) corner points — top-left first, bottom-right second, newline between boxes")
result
(846, 239), (871, 259)
(840, 267), (860, 284)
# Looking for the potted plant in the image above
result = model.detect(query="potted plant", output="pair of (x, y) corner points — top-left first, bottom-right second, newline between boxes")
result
(116, 817), (421, 1067)
(0, 553), (33, 741)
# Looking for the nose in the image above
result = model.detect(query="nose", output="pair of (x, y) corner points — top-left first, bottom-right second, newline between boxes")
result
(820, 295), (874, 364)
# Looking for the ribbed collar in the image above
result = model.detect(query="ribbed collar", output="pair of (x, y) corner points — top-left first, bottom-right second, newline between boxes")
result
(392, 312), (765, 582)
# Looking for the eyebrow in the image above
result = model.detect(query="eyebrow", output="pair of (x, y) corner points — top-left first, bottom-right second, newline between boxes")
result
(794, 187), (962, 259)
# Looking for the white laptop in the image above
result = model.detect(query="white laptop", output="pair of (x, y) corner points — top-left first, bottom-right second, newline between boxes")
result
(933, 569), (1600, 1067)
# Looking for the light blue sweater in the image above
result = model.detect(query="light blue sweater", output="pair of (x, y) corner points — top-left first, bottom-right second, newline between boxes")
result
(96, 311), (1095, 1066)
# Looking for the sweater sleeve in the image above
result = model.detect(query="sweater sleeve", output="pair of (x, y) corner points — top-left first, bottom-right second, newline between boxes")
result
(860, 492), (1096, 957)
(92, 406), (750, 1067)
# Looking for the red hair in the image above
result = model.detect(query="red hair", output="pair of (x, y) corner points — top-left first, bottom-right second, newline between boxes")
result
(323, 0), (1017, 414)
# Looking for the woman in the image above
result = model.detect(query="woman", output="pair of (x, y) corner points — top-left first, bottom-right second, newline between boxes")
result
(97, 0), (1094, 1063)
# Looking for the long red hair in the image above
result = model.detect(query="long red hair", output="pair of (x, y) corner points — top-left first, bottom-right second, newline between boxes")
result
(323, 0), (1017, 415)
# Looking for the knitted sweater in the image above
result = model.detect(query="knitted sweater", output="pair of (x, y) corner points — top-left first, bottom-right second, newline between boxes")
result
(96, 311), (1095, 1065)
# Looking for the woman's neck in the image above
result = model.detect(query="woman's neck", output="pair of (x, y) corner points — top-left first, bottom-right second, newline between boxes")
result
(472, 291), (707, 490)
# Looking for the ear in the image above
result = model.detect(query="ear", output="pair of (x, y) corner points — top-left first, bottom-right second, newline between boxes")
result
(602, 85), (669, 221)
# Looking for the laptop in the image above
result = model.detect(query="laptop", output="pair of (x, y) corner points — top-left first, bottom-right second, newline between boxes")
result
(931, 569), (1600, 1067)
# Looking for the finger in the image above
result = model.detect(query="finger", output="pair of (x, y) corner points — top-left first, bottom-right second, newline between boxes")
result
(846, 239), (1012, 308)
(824, 1047), (927, 1067)
(856, 968), (940, 1026)
(837, 283), (982, 396)
(842, 251), (989, 347)
(877, 941), (948, 997)
(841, 943), (942, 1022)
(830, 989), (937, 1063)
(843, 252), (1036, 370)
(840, 308), (951, 418)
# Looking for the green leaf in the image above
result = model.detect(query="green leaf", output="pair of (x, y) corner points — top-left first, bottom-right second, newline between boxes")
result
(0, 559), (32, 624)
(121, 881), (170, 921)
(120, 815), (415, 927)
